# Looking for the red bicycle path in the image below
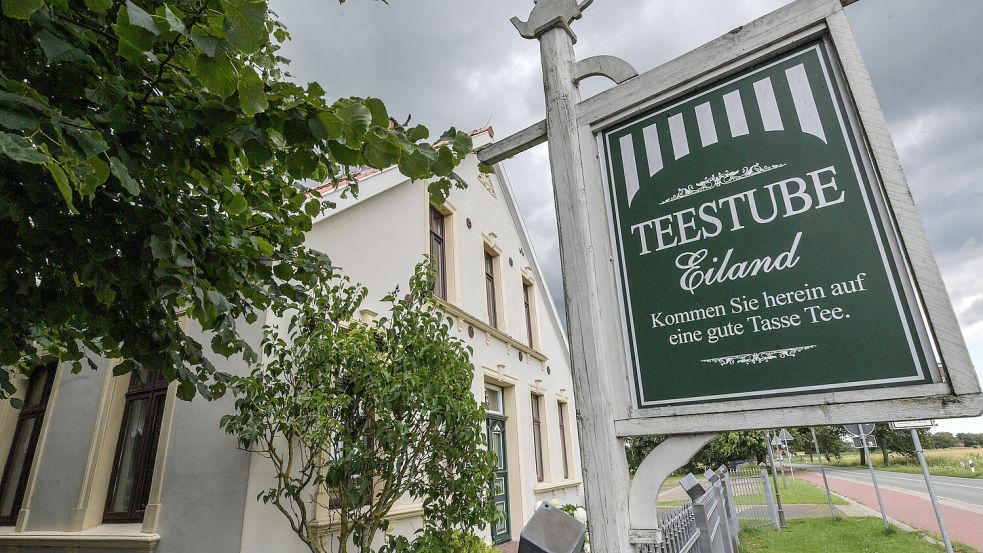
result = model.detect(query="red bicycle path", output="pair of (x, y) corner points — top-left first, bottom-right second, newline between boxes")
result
(797, 469), (983, 550)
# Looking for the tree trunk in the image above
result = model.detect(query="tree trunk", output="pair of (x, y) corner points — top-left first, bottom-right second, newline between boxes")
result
(881, 443), (889, 466)
(859, 446), (865, 466)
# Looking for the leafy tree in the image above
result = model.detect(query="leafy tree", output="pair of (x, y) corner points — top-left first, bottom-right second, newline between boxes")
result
(928, 431), (958, 449)
(220, 262), (496, 553)
(626, 431), (768, 475)
(957, 433), (983, 447)
(803, 426), (847, 462)
(0, 0), (473, 399)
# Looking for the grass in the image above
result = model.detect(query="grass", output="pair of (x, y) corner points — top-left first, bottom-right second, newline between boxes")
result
(819, 447), (983, 479)
(658, 477), (846, 507)
(763, 478), (847, 505)
(739, 517), (980, 553)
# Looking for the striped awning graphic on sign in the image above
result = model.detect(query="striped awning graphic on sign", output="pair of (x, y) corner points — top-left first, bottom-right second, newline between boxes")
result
(619, 62), (827, 206)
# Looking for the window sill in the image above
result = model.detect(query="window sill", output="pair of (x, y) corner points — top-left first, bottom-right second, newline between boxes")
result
(0, 524), (159, 550)
(533, 479), (582, 494)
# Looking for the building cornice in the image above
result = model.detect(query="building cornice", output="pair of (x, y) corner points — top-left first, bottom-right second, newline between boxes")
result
(430, 297), (548, 363)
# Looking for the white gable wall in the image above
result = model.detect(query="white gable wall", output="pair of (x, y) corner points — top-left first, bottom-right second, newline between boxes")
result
(240, 132), (584, 550)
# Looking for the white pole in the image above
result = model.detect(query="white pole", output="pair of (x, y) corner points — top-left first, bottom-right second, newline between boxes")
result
(861, 436), (889, 531)
(786, 443), (796, 484)
(810, 428), (837, 519)
(911, 429), (953, 553)
(532, 22), (633, 553)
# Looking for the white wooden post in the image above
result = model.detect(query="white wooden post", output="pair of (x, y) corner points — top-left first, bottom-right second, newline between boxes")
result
(514, 5), (633, 550)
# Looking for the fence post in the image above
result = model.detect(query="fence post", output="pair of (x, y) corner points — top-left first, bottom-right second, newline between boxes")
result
(760, 467), (779, 530)
(692, 499), (713, 553)
(719, 471), (740, 551)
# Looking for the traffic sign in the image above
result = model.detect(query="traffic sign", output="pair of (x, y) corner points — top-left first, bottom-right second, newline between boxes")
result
(844, 423), (875, 437)
(851, 435), (877, 449)
(778, 429), (794, 443)
(890, 420), (935, 430)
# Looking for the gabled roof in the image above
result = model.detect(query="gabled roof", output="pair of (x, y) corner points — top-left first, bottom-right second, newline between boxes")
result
(310, 126), (570, 362)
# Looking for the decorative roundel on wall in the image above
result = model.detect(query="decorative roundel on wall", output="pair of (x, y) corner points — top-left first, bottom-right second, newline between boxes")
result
(509, 257), (514, 267)
(467, 325), (474, 338)
(466, 218), (472, 229)
(547, 366), (551, 375)
(518, 351), (524, 361)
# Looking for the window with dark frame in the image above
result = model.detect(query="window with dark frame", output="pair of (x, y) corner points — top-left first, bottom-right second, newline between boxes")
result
(0, 363), (56, 526)
(558, 401), (570, 480)
(104, 370), (169, 523)
(429, 206), (447, 300)
(523, 282), (534, 348)
(531, 394), (544, 482)
(485, 251), (498, 328)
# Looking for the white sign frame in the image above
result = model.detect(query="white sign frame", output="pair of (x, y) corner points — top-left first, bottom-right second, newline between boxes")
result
(890, 420), (935, 430)
(568, 0), (981, 435)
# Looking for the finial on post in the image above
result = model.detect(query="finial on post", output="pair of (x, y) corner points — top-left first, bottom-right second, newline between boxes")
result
(510, 0), (593, 43)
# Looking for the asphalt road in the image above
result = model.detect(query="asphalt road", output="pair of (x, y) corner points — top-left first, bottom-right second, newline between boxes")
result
(797, 464), (983, 508)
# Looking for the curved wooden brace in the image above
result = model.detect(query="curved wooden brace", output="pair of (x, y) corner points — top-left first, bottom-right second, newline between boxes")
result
(574, 55), (639, 85)
(628, 432), (718, 541)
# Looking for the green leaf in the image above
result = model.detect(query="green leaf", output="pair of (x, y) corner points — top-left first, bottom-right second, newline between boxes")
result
(163, 5), (188, 36)
(112, 359), (137, 376)
(432, 146), (454, 177)
(303, 200), (322, 217)
(177, 379), (196, 400)
(80, 156), (110, 196)
(36, 29), (90, 64)
(0, 132), (46, 164)
(83, 0), (112, 13)
(0, 107), (36, 130)
(253, 236), (274, 256)
(113, 3), (158, 64)
(335, 100), (371, 143)
(237, 65), (268, 117)
(190, 32), (225, 57)
(45, 161), (74, 211)
(397, 148), (430, 180)
(110, 157), (139, 195)
(95, 286), (116, 306)
(286, 149), (317, 178)
(1, 0), (43, 20)
(478, 162), (495, 174)
(125, 1), (160, 35)
(66, 126), (108, 158)
(364, 97), (389, 128)
(195, 54), (238, 99)
(226, 193), (248, 215)
(8, 397), (24, 410)
(406, 124), (429, 142)
(363, 131), (401, 169)
(221, 0), (267, 54)
(451, 130), (473, 155)
(273, 263), (293, 281)
(316, 111), (343, 140)
(327, 141), (360, 166)
(148, 236), (167, 259)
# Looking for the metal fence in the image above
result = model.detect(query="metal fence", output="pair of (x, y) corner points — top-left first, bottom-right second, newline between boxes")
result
(727, 465), (777, 531)
(634, 465), (780, 553)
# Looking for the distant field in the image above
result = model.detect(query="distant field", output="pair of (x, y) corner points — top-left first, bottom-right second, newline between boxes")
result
(818, 447), (982, 479)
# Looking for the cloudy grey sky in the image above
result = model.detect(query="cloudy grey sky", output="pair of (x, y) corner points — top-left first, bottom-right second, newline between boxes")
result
(271, 0), (983, 433)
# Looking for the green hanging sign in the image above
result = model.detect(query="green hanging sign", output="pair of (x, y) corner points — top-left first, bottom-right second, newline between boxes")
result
(602, 41), (935, 408)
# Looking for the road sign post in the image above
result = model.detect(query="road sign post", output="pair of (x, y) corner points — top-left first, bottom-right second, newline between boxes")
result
(810, 427), (837, 519)
(910, 428), (953, 553)
(849, 424), (889, 531)
(764, 430), (787, 528)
